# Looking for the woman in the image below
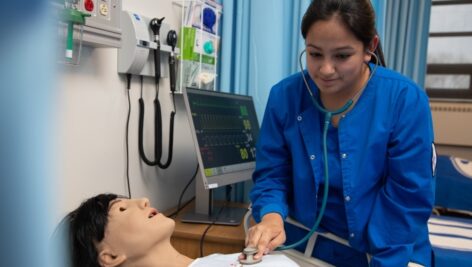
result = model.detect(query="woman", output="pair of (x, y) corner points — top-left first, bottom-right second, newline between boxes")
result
(57, 193), (298, 267)
(246, 0), (435, 266)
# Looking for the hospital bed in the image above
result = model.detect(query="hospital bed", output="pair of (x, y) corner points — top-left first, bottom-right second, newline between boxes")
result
(432, 155), (472, 267)
(243, 155), (472, 267)
(429, 215), (472, 267)
(434, 155), (472, 216)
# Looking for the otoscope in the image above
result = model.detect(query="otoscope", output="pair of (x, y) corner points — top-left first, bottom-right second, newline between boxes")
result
(137, 17), (175, 169)
(149, 17), (165, 82)
(166, 30), (178, 92)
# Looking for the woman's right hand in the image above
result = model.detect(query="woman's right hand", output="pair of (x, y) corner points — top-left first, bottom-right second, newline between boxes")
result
(242, 213), (286, 261)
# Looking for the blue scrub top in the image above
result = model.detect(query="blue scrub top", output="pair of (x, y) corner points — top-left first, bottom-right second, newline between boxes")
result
(250, 64), (435, 267)
(317, 124), (349, 239)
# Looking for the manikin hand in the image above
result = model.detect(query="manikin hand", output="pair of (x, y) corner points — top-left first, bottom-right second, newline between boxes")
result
(239, 213), (286, 261)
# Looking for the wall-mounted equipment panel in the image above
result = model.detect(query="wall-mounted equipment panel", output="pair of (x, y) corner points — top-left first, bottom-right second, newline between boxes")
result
(118, 11), (179, 77)
(76, 0), (122, 48)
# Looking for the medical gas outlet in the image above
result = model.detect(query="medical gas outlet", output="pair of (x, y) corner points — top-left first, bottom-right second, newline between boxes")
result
(84, 0), (94, 12)
(118, 11), (179, 77)
(77, 0), (121, 48)
(55, 0), (122, 48)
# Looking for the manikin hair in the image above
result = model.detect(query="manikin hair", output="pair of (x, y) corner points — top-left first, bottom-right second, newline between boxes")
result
(55, 193), (120, 267)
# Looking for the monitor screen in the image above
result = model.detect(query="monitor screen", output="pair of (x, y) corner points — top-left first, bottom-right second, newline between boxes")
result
(184, 87), (260, 189)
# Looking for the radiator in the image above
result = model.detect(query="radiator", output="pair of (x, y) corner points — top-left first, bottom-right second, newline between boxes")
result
(430, 102), (472, 147)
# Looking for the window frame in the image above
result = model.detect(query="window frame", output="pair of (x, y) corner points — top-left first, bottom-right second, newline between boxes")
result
(426, 0), (472, 101)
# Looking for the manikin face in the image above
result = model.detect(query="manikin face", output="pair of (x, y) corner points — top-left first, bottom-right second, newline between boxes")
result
(97, 198), (175, 260)
(305, 15), (372, 99)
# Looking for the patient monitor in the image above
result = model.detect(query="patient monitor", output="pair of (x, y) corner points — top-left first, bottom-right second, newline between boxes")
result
(182, 87), (260, 225)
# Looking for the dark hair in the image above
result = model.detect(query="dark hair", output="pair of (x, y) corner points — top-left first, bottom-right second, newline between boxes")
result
(301, 0), (386, 66)
(55, 194), (119, 267)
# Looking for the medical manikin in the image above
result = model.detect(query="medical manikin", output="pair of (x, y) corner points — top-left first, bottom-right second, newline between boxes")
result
(57, 194), (298, 267)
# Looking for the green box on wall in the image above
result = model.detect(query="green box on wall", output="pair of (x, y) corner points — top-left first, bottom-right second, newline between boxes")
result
(179, 27), (216, 65)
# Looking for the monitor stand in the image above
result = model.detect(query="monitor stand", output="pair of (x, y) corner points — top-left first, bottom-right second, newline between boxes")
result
(180, 172), (248, 226)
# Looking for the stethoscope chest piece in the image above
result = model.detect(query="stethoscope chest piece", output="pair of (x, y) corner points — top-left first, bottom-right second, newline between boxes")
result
(239, 247), (262, 265)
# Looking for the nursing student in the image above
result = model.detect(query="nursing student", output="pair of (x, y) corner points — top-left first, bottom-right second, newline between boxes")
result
(245, 0), (436, 266)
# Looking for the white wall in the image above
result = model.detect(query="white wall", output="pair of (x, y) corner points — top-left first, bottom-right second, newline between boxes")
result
(54, 0), (198, 225)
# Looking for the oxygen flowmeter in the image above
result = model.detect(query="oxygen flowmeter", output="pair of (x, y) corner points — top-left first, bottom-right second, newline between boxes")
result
(60, 0), (90, 62)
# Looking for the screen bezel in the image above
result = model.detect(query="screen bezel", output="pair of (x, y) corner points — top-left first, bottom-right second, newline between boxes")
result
(183, 87), (257, 189)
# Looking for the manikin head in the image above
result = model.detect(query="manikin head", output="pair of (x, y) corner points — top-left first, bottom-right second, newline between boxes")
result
(62, 194), (175, 267)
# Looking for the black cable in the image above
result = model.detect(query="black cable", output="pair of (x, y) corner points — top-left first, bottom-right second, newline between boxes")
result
(171, 89), (177, 113)
(225, 184), (233, 202)
(137, 78), (176, 169)
(125, 73), (132, 198)
(168, 197), (195, 219)
(137, 78), (162, 165)
(127, 73), (132, 90)
(199, 186), (233, 257)
(138, 77), (158, 165)
(170, 164), (199, 218)
(155, 81), (162, 162)
(158, 108), (175, 168)
(199, 222), (214, 257)
(140, 75), (143, 98)
(155, 74), (161, 95)
(155, 80), (177, 169)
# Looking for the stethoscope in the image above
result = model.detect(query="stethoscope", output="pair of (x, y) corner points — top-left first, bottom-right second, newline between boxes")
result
(275, 49), (379, 251)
